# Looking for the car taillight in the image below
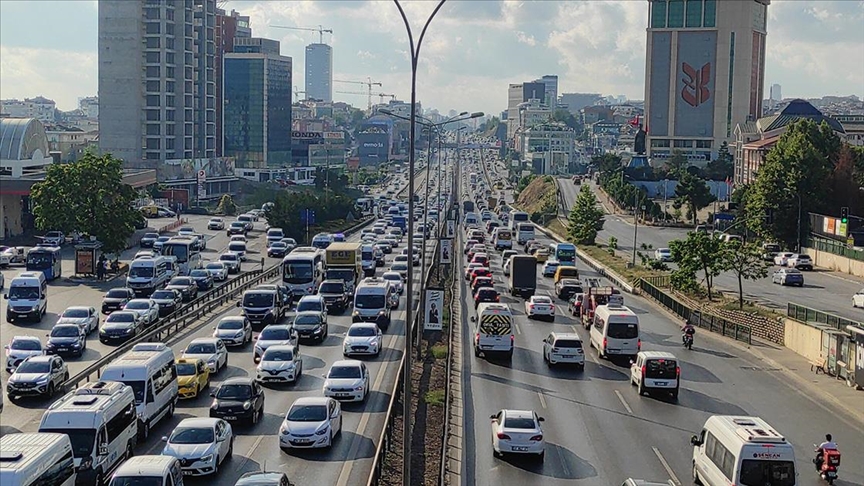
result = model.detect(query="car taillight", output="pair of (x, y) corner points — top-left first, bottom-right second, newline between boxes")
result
(475, 333), (480, 343)
(510, 335), (514, 344)
(495, 295), (500, 301)
(641, 365), (646, 376)
(529, 305), (535, 310)
(676, 366), (681, 376)
(529, 435), (543, 441)
(550, 305), (555, 311)
(637, 339), (642, 350)
(603, 338), (607, 349)
(496, 433), (511, 440)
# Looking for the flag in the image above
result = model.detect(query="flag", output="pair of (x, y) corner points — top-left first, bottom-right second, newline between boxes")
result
(628, 115), (641, 128)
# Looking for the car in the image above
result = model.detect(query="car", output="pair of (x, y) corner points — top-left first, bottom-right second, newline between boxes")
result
(254, 324), (298, 363)
(0, 245), (26, 266)
(56, 306), (99, 335)
(654, 248), (672, 262)
(761, 243), (781, 261)
(568, 293), (586, 317)
(542, 332), (584, 368)
(161, 418), (234, 476)
(342, 323), (383, 357)
(4, 335), (43, 373)
(534, 249), (550, 263)
(541, 259), (560, 277)
(469, 267), (492, 285)
(853, 289), (864, 308)
(390, 262), (409, 280)
(41, 230), (65, 246)
(467, 244), (485, 262)
(555, 278), (584, 301)
(474, 288), (500, 307)
(99, 311), (141, 344)
(772, 268), (804, 286)
(471, 253), (489, 267)
(219, 252), (242, 274)
(134, 249), (158, 260)
(44, 324), (86, 358)
(101, 287), (136, 314)
(187, 268), (214, 291)
(256, 344), (302, 384)
(212, 316), (253, 346)
(281, 238), (298, 252)
(175, 358), (210, 399)
(773, 252), (795, 266)
(227, 221), (248, 236)
(6, 354), (68, 400)
(490, 409), (545, 460)
(786, 253), (813, 270)
(208, 217), (225, 230)
(318, 280), (351, 313)
(151, 288), (183, 317)
(204, 261), (229, 281)
(630, 351), (680, 399)
(471, 276), (494, 294)
(230, 234), (248, 244)
(123, 298), (160, 327)
(166, 276), (199, 302)
(268, 241), (290, 258)
(140, 232), (160, 248)
(209, 377), (265, 425)
(182, 338), (228, 373)
(525, 295), (555, 321)
(463, 239), (479, 255)
(278, 397), (342, 451)
(235, 471), (295, 486)
(381, 271), (404, 294)
(323, 360), (370, 402)
(153, 236), (171, 251)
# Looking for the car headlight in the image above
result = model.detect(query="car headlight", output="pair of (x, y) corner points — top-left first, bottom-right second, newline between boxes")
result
(234, 330), (245, 338)
(36, 376), (49, 384)
(207, 359), (216, 366)
(243, 400), (252, 410)
(210, 400), (219, 409)
(124, 328), (134, 334)
(280, 426), (289, 435)
(200, 454), (214, 463)
(315, 427), (329, 436)
(354, 385), (364, 392)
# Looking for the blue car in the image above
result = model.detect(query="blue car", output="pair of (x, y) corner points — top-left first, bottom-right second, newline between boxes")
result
(772, 268), (803, 287)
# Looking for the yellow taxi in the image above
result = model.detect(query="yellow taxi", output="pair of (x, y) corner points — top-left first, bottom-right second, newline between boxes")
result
(175, 358), (210, 399)
(534, 248), (550, 263)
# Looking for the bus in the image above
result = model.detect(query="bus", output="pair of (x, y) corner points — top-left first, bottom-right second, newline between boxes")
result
(548, 242), (577, 264)
(508, 210), (529, 230)
(281, 251), (324, 298)
(26, 246), (62, 281)
(160, 237), (201, 275)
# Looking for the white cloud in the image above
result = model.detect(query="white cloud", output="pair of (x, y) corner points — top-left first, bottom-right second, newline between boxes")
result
(515, 31), (536, 47)
(0, 46), (96, 111)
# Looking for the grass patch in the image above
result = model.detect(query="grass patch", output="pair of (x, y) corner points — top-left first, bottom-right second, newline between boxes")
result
(717, 300), (780, 319)
(580, 244), (668, 284)
(424, 389), (445, 406)
(547, 218), (568, 238)
(431, 344), (448, 360)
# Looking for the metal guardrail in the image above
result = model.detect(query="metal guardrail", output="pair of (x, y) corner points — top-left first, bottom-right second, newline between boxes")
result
(787, 302), (864, 332)
(807, 235), (864, 261)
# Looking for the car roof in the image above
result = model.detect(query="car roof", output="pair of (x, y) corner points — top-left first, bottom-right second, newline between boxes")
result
(262, 344), (296, 353)
(24, 355), (54, 363)
(298, 294), (324, 301)
(501, 409), (536, 420)
(189, 337), (220, 344)
(292, 396), (331, 406)
(331, 359), (363, 368)
(549, 332), (581, 341)
(12, 335), (41, 342)
(638, 351), (677, 360)
(176, 417), (221, 428)
(221, 376), (255, 386)
(349, 322), (378, 329)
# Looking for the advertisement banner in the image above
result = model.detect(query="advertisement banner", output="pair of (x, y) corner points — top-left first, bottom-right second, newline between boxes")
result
(446, 220), (455, 238)
(197, 170), (206, 199)
(76, 249), (94, 275)
(424, 288), (444, 331)
(674, 31), (717, 138)
(439, 239), (453, 264)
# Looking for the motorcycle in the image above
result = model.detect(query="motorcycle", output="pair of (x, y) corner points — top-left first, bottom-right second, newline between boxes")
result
(682, 333), (694, 350)
(813, 445), (841, 484)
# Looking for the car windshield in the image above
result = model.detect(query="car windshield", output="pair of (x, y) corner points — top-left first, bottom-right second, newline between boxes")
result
(51, 326), (79, 337)
(8, 286), (40, 300)
(40, 428), (95, 458)
(106, 289), (131, 299)
(383, 274), (400, 282)
(206, 263), (224, 270)
(175, 363), (197, 376)
(218, 319), (244, 330)
(129, 267), (154, 278)
(11, 339), (40, 350)
(143, 233), (159, 239)
(16, 360), (50, 373)
(348, 326), (376, 337)
(503, 416), (536, 429)
(152, 290), (176, 300)
(328, 366), (361, 379)
(170, 427), (214, 444)
(110, 478), (164, 486)
(645, 359), (677, 378)
(271, 242), (286, 249)
(220, 254), (238, 262)
(61, 308), (89, 318)
(229, 243), (246, 252)
(283, 262), (313, 284)
(125, 301), (149, 310)
(392, 263), (408, 271)
(244, 293), (274, 307)
(191, 270), (209, 278)
(262, 349), (294, 361)
(319, 282), (344, 293)
(297, 300), (321, 312)
(186, 343), (216, 354)
(287, 404), (327, 422)
(107, 313), (135, 323)
(555, 339), (582, 348)
(294, 314), (321, 326)
(607, 322), (639, 339)
(260, 328), (290, 340)
(355, 294), (385, 309)
(738, 460), (795, 486)
(170, 278), (192, 286)
(216, 384), (252, 400)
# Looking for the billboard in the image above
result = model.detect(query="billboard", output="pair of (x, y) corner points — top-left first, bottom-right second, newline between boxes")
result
(357, 131), (390, 167)
(424, 288), (444, 331)
(674, 31), (717, 138)
(439, 238), (453, 264)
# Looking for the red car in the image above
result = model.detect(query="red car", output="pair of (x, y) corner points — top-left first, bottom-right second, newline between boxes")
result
(467, 245), (485, 262)
(470, 267), (492, 285)
(474, 288), (500, 307)
(471, 254), (489, 267)
(471, 276), (494, 294)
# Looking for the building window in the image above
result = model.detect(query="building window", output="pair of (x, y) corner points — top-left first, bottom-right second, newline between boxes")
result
(166, 109), (175, 121)
(727, 32), (735, 137)
(166, 81), (175, 92)
(146, 80), (160, 92)
(667, 0), (684, 28)
(166, 95), (175, 107)
(166, 37), (174, 50)
(144, 7), (160, 19)
(145, 22), (160, 34)
(146, 110), (160, 121)
(166, 67), (175, 79)
(166, 9), (174, 21)
(146, 138), (161, 150)
(674, 139), (691, 148)
(696, 140), (713, 149)
(685, 0), (702, 27)
(166, 124), (175, 136)
(651, 139), (671, 148)
(704, 0), (716, 27)
(146, 95), (161, 107)
(165, 23), (174, 35)
(146, 37), (160, 49)
(651, 0), (667, 28)
(146, 66), (160, 78)
(145, 52), (160, 64)
(146, 151), (161, 160)
(166, 52), (175, 64)
(146, 124), (160, 135)
(166, 138), (175, 150)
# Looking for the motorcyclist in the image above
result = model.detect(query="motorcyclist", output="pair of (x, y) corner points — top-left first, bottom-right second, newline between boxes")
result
(682, 322), (696, 344)
(814, 433), (837, 469)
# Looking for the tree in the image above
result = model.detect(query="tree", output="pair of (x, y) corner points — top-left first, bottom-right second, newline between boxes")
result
(721, 241), (769, 309)
(663, 151), (689, 179)
(216, 194), (237, 216)
(674, 171), (715, 225)
(567, 185), (606, 244)
(703, 141), (734, 181)
(551, 109), (581, 131)
(668, 231), (725, 299)
(31, 152), (141, 254)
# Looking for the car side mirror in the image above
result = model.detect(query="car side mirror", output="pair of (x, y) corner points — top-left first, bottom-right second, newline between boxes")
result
(690, 435), (702, 446)
(236, 302), (241, 307)
(3, 294), (7, 299)
(538, 417), (545, 422)
(99, 444), (109, 456)
(210, 391), (216, 397)
(470, 316), (476, 322)
(161, 436), (169, 442)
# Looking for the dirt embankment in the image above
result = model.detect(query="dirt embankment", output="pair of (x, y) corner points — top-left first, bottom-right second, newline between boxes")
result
(515, 176), (557, 221)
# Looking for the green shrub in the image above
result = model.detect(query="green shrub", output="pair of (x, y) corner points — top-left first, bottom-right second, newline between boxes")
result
(431, 345), (448, 360)
(424, 389), (445, 406)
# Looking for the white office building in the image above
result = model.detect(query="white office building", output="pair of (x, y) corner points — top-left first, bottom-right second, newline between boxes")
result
(305, 43), (333, 103)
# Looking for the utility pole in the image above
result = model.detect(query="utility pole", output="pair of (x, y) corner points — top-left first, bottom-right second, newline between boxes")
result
(632, 191), (639, 266)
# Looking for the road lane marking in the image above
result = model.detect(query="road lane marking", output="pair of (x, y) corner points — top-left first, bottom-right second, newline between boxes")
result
(570, 325), (579, 334)
(537, 392), (547, 409)
(614, 390), (633, 415)
(236, 434), (266, 471)
(514, 323), (522, 335)
(653, 446), (681, 485)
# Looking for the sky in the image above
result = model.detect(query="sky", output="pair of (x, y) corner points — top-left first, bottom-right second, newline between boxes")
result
(1, 0), (862, 115)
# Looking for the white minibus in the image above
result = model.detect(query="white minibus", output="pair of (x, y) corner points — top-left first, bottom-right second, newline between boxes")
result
(590, 304), (640, 359)
(0, 433), (76, 486)
(109, 456), (184, 486)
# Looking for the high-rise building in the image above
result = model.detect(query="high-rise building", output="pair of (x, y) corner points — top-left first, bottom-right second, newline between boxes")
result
(98, 0), (217, 167)
(560, 93), (603, 115)
(223, 38), (293, 168)
(215, 8), (251, 156)
(507, 82), (546, 138)
(769, 83), (782, 102)
(644, 0), (769, 163)
(305, 43), (333, 102)
(536, 75), (558, 108)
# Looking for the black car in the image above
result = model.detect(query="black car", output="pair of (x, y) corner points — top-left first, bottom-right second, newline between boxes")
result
(139, 232), (160, 248)
(209, 377), (265, 425)
(293, 311), (328, 343)
(150, 289), (183, 317)
(166, 276), (198, 302)
(473, 288), (500, 308)
(317, 280), (350, 313)
(99, 311), (140, 344)
(45, 324), (87, 357)
(267, 241), (290, 258)
(189, 269), (215, 291)
(101, 288), (136, 315)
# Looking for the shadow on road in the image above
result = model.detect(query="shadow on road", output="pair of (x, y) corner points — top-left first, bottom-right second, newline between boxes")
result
(676, 388), (749, 415)
(496, 442), (598, 480)
(286, 431), (374, 461)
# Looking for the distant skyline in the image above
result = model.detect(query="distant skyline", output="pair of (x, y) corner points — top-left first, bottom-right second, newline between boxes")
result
(1, 0), (862, 115)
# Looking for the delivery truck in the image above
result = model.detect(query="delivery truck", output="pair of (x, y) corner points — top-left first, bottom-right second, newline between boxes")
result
(508, 255), (537, 298)
(324, 242), (362, 293)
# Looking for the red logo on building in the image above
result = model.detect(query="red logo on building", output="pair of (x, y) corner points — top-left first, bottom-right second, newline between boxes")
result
(681, 62), (711, 107)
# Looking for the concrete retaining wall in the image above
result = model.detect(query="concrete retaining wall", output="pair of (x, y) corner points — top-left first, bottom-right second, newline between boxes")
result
(803, 246), (864, 278)
(783, 318), (823, 362)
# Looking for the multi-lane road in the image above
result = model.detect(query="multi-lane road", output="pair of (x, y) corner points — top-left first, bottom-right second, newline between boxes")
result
(1, 170), (441, 486)
(457, 151), (864, 486)
(558, 179), (864, 321)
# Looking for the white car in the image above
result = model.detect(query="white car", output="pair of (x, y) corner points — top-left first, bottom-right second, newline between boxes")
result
(773, 252), (795, 266)
(853, 289), (864, 308)
(541, 260), (560, 277)
(56, 306), (100, 335)
(161, 418), (233, 477)
(254, 324), (298, 363)
(390, 262), (409, 280)
(0, 245), (25, 266)
(786, 253), (813, 270)
(134, 250), (157, 259)
(490, 409), (545, 460)
(322, 360), (370, 402)
(542, 332), (584, 368)
(525, 295), (555, 321)
(182, 338), (228, 373)
(212, 316), (252, 347)
(343, 323), (383, 357)
(208, 217), (225, 230)
(279, 397), (342, 451)
(205, 261), (229, 281)
(654, 248), (672, 262)
(256, 344), (302, 384)
(4, 336), (43, 373)
(123, 299), (160, 327)
(177, 226), (195, 237)
(381, 271), (404, 294)
(229, 234), (247, 244)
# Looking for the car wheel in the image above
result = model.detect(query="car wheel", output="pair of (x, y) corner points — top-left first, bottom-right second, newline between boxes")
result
(537, 450), (545, 462)
(167, 401), (175, 418)
(94, 471), (104, 486)
(692, 463), (702, 485)
(638, 382), (646, 396)
(140, 421), (150, 440)
(251, 408), (260, 425)
(226, 438), (234, 459)
(46, 382), (55, 397)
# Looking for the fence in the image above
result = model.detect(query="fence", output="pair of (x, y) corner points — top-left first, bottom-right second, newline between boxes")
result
(787, 302), (864, 332)
(807, 235), (864, 261)
(639, 279), (752, 345)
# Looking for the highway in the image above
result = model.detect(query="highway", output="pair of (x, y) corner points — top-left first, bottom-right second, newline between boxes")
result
(457, 151), (864, 486)
(557, 179), (864, 322)
(1, 169), (440, 486)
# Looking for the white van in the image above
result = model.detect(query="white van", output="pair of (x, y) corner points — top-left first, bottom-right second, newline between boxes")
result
(491, 228), (513, 250)
(266, 228), (285, 247)
(4, 271), (48, 323)
(109, 455), (184, 486)
(590, 304), (640, 359)
(0, 432), (76, 486)
(691, 416), (796, 486)
(99, 343), (178, 439)
(516, 223), (535, 245)
(630, 351), (679, 399)
(463, 212), (479, 228)
(472, 303), (514, 360)
(39, 381), (137, 485)
(352, 277), (396, 328)
(126, 256), (174, 297)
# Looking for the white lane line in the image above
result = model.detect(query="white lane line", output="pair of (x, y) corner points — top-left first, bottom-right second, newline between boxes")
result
(614, 390), (633, 415)
(236, 434), (266, 470)
(537, 392), (547, 409)
(653, 446), (682, 485)
(514, 323), (522, 335)
(570, 325), (580, 334)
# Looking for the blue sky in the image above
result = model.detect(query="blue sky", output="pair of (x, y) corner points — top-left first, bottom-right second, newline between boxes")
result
(1, 0), (862, 114)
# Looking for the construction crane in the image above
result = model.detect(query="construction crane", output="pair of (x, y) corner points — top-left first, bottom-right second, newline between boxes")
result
(293, 87), (306, 102)
(334, 77), (382, 110)
(377, 93), (397, 103)
(271, 25), (333, 44)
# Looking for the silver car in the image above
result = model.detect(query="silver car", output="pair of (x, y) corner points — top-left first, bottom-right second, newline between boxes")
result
(213, 316), (252, 346)
(205, 261), (229, 281)
(56, 306), (100, 335)
(123, 299), (160, 327)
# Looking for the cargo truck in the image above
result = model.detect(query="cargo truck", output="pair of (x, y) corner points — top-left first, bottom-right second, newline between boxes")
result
(508, 255), (537, 298)
(324, 242), (362, 293)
